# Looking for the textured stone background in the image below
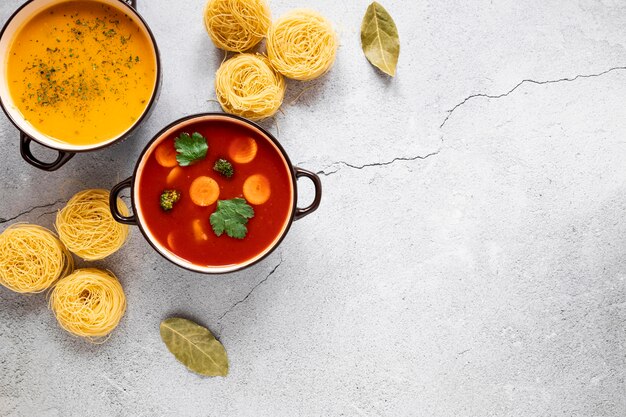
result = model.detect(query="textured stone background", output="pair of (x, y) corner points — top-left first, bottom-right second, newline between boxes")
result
(1, 0), (626, 416)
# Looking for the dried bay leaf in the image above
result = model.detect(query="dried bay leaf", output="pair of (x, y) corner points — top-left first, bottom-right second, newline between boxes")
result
(160, 317), (229, 377)
(361, 2), (400, 76)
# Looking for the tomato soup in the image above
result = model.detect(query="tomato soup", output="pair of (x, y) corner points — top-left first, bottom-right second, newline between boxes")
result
(136, 118), (294, 268)
(6, 0), (157, 146)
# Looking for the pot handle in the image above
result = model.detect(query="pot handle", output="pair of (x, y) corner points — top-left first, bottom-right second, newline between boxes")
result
(121, 0), (137, 9)
(20, 132), (75, 171)
(294, 167), (322, 220)
(110, 177), (137, 225)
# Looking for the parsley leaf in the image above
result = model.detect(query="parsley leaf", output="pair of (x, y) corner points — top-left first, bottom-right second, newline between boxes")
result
(210, 198), (255, 239)
(174, 132), (208, 166)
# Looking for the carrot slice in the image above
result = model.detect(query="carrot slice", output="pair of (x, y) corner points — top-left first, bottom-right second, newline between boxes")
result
(155, 140), (178, 168)
(229, 137), (258, 164)
(192, 219), (208, 241)
(167, 232), (176, 251)
(243, 174), (271, 205)
(189, 176), (220, 206)
(166, 166), (183, 185)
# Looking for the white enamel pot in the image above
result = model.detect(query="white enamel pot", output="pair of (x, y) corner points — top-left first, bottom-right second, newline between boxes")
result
(109, 113), (323, 274)
(0, 0), (161, 171)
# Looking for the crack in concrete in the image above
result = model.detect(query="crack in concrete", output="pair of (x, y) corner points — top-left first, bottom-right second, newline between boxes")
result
(0, 198), (65, 224)
(307, 67), (626, 177)
(218, 257), (283, 323)
(316, 149), (441, 177)
(440, 66), (626, 129)
(457, 348), (472, 356)
(37, 209), (60, 219)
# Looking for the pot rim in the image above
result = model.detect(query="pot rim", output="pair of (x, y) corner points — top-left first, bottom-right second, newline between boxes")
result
(128, 112), (299, 275)
(0, 0), (162, 153)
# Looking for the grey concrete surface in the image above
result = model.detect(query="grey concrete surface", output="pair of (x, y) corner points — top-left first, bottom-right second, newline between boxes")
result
(1, 0), (626, 416)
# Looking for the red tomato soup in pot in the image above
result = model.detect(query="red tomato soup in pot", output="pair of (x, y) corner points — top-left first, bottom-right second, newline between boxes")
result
(136, 118), (293, 267)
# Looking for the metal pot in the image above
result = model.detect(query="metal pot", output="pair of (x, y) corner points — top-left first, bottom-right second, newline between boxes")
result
(109, 113), (322, 274)
(0, 0), (161, 171)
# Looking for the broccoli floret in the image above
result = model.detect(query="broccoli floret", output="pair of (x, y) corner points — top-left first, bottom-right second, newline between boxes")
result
(160, 189), (181, 211)
(213, 158), (234, 178)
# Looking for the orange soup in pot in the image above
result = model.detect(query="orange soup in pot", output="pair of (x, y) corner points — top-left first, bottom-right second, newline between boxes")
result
(6, 1), (157, 146)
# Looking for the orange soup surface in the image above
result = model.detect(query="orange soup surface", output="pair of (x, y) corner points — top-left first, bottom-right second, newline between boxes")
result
(6, 1), (157, 145)
(137, 119), (293, 267)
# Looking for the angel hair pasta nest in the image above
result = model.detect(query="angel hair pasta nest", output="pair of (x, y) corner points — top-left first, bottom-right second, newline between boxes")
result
(215, 53), (285, 120)
(204, 0), (271, 52)
(49, 268), (126, 341)
(55, 189), (130, 261)
(266, 9), (338, 81)
(0, 224), (74, 293)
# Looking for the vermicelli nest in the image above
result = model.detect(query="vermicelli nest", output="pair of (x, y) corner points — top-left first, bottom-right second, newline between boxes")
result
(0, 224), (73, 293)
(49, 268), (126, 341)
(204, 0), (271, 52)
(55, 189), (130, 261)
(215, 53), (285, 120)
(266, 9), (338, 81)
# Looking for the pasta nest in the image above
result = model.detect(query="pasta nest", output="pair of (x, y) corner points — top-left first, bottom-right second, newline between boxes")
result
(267, 9), (338, 81)
(204, 0), (271, 52)
(55, 189), (130, 261)
(49, 268), (126, 341)
(215, 53), (285, 120)
(0, 224), (73, 293)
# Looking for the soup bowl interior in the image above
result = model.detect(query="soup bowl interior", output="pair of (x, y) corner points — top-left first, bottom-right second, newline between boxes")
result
(0, 0), (159, 152)
(133, 114), (296, 274)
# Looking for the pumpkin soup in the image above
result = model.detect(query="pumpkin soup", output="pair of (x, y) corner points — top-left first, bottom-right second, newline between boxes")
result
(6, 1), (157, 146)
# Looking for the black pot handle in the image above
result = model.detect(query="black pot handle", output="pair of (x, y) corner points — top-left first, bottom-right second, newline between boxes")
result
(110, 177), (137, 225)
(121, 0), (137, 9)
(20, 132), (75, 171)
(294, 167), (322, 220)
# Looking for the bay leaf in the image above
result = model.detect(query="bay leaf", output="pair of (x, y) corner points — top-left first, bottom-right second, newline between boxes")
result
(360, 2), (400, 77)
(160, 317), (229, 377)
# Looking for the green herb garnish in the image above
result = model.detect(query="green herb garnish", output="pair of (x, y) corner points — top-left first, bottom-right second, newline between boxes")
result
(213, 158), (234, 178)
(210, 198), (254, 239)
(160, 189), (181, 211)
(174, 132), (208, 166)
